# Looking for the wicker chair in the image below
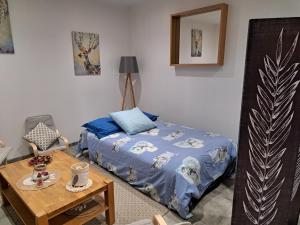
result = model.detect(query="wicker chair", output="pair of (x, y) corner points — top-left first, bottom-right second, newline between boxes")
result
(127, 215), (191, 225)
(24, 115), (69, 156)
(0, 140), (12, 167)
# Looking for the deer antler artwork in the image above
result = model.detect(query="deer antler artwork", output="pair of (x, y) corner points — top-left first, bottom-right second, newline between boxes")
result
(0, 0), (9, 25)
(0, 0), (14, 54)
(88, 34), (99, 51)
(72, 31), (101, 75)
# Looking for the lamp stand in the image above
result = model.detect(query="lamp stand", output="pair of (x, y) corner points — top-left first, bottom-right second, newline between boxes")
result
(121, 73), (136, 110)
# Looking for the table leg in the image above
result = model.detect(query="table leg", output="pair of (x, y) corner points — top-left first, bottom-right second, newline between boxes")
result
(105, 182), (115, 225)
(36, 214), (49, 225)
(0, 173), (9, 206)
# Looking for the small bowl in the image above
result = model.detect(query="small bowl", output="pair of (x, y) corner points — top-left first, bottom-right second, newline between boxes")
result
(32, 164), (49, 181)
(34, 163), (47, 171)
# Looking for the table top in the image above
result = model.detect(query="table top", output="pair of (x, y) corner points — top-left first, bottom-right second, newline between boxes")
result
(0, 151), (112, 218)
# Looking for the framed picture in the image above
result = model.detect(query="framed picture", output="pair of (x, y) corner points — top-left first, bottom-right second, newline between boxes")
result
(0, 0), (14, 54)
(72, 31), (101, 75)
(191, 29), (202, 57)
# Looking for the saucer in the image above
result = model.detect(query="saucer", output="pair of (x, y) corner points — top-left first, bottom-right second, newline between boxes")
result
(65, 179), (93, 192)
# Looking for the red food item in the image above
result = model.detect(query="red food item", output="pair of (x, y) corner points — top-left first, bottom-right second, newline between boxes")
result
(28, 156), (52, 166)
(36, 178), (43, 187)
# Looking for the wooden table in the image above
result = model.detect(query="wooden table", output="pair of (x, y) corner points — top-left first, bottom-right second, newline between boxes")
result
(0, 151), (115, 225)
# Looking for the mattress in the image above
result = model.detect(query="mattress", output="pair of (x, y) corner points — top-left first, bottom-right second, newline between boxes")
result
(79, 121), (237, 218)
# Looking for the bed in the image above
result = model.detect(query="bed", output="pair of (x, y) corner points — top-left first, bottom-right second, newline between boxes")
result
(78, 120), (237, 219)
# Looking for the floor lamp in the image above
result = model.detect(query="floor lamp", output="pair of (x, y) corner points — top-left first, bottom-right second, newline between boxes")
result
(119, 56), (139, 110)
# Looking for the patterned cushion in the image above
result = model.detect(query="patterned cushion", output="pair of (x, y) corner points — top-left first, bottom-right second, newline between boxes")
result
(23, 122), (60, 151)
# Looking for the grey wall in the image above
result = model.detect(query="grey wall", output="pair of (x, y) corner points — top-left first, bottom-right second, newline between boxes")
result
(129, 0), (300, 142)
(0, 0), (130, 158)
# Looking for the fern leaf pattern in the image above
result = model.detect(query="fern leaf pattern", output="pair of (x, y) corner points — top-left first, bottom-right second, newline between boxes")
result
(243, 28), (300, 225)
(292, 146), (300, 200)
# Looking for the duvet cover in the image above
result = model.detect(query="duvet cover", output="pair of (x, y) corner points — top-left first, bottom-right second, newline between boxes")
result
(79, 121), (237, 218)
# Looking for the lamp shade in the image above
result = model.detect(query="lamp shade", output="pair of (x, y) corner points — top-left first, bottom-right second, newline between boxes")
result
(119, 56), (139, 73)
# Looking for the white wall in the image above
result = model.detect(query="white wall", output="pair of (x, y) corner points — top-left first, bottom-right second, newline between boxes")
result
(179, 19), (219, 64)
(0, 0), (130, 158)
(129, 0), (300, 142)
(2, 0), (300, 159)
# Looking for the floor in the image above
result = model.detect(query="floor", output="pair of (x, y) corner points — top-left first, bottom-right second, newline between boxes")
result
(0, 178), (233, 225)
(0, 148), (298, 225)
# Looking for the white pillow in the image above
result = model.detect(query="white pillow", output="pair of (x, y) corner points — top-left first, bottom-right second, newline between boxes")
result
(110, 107), (156, 135)
(23, 122), (60, 151)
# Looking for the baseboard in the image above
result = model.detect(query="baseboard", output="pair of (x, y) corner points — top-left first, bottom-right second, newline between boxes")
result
(8, 153), (33, 163)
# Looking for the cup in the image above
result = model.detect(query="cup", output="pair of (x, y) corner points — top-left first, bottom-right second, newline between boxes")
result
(70, 162), (89, 187)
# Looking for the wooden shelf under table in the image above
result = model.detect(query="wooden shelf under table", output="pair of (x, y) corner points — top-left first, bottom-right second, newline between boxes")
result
(49, 197), (108, 225)
(2, 187), (35, 225)
(2, 185), (109, 225)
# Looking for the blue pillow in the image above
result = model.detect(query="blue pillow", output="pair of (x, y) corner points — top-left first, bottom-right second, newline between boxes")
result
(143, 112), (159, 121)
(110, 108), (156, 135)
(82, 117), (122, 137)
(82, 111), (158, 138)
(86, 129), (107, 139)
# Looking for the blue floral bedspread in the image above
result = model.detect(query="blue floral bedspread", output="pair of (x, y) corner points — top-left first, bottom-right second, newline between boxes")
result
(79, 121), (237, 218)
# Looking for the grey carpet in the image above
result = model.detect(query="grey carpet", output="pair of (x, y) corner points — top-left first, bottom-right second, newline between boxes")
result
(0, 148), (298, 225)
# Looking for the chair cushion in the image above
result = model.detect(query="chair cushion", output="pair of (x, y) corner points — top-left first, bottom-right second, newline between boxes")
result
(110, 107), (156, 135)
(23, 122), (60, 151)
(25, 115), (56, 134)
(36, 143), (66, 156)
(47, 143), (67, 152)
